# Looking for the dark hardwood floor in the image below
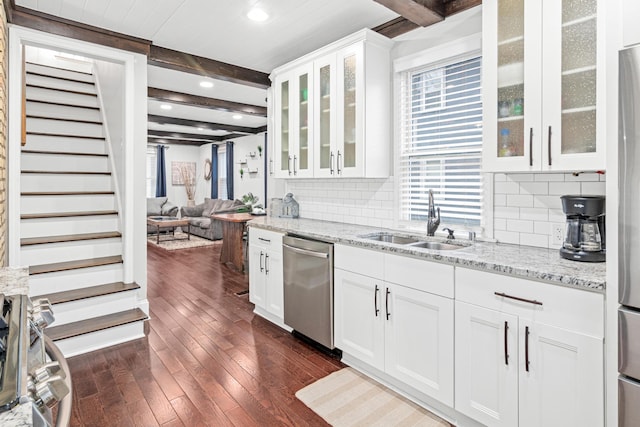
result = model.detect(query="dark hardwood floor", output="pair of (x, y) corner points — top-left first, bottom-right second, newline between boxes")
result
(66, 241), (343, 426)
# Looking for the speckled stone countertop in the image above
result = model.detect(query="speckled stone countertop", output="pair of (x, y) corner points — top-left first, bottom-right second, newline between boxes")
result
(0, 267), (32, 427)
(247, 217), (606, 292)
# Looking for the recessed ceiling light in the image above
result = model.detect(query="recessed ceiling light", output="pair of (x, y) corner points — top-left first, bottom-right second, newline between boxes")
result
(233, 114), (243, 120)
(247, 7), (269, 22)
(197, 127), (205, 131)
(200, 81), (214, 88)
(160, 104), (172, 110)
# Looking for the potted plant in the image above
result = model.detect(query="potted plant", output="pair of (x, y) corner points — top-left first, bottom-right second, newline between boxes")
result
(257, 145), (263, 157)
(239, 168), (244, 180)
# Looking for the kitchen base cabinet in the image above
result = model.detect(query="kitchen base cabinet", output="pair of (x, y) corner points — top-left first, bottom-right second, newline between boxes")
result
(454, 267), (604, 427)
(334, 244), (454, 407)
(248, 228), (286, 327)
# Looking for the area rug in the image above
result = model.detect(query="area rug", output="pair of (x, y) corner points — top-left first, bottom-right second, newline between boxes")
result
(296, 368), (451, 427)
(147, 232), (220, 251)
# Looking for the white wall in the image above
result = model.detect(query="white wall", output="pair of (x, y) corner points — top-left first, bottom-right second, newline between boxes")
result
(157, 144), (201, 209)
(233, 133), (267, 204)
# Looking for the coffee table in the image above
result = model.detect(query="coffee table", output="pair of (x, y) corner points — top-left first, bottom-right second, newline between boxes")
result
(147, 216), (191, 244)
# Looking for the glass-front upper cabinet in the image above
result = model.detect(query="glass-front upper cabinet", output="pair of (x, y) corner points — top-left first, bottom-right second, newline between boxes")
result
(273, 65), (314, 178)
(314, 53), (336, 178)
(483, 0), (604, 172)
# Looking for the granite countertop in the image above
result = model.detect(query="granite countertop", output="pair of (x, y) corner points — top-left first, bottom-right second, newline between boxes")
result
(0, 267), (31, 427)
(247, 217), (606, 292)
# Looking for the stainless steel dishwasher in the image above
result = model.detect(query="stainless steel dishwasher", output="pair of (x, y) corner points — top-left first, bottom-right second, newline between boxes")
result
(283, 235), (334, 349)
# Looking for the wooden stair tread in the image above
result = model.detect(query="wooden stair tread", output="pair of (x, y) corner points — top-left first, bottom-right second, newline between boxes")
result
(29, 255), (123, 275)
(21, 170), (111, 175)
(21, 210), (118, 219)
(21, 150), (107, 157)
(21, 231), (121, 246)
(45, 308), (147, 341)
(21, 191), (114, 196)
(26, 61), (92, 76)
(26, 70), (95, 85)
(26, 114), (102, 125)
(25, 99), (100, 111)
(33, 282), (140, 305)
(26, 132), (105, 140)
(26, 83), (97, 97)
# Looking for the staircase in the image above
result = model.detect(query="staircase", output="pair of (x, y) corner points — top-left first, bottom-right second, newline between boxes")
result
(20, 62), (147, 357)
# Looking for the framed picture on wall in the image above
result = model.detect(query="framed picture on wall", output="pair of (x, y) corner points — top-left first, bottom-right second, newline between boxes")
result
(171, 161), (196, 185)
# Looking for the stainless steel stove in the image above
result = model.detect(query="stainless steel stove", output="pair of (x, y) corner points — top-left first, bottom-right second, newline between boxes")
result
(0, 294), (71, 426)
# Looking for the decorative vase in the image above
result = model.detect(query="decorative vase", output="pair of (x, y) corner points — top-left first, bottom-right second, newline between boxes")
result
(187, 199), (195, 207)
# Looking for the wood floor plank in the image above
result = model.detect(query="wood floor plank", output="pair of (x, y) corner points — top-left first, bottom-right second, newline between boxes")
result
(66, 242), (339, 426)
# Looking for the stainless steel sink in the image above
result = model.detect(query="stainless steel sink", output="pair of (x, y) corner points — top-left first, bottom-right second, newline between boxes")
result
(408, 241), (467, 251)
(360, 233), (419, 245)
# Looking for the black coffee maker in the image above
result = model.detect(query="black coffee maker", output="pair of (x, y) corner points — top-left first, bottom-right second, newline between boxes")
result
(560, 195), (605, 262)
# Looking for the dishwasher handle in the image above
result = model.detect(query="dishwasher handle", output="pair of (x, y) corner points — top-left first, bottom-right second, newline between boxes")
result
(283, 243), (329, 259)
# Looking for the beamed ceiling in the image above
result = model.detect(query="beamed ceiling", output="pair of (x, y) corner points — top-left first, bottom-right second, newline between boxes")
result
(8, 0), (481, 146)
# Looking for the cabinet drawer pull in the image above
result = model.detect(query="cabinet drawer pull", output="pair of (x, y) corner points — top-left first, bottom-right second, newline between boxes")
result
(494, 292), (543, 306)
(504, 321), (509, 366)
(330, 152), (335, 175)
(529, 128), (533, 167)
(269, 159), (273, 175)
(265, 253), (270, 275)
(259, 251), (264, 272)
(374, 285), (380, 317)
(258, 237), (271, 243)
(547, 126), (552, 166)
(385, 288), (390, 320)
(288, 156), (292, 175)
(525, 326), (530, 372)
(294, 155), (298, 175)
(337, 150), (342, 175)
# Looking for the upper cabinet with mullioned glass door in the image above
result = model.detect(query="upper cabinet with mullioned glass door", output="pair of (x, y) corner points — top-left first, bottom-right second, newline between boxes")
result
(273, 64), (314, 178)
(271, 29), (393, 179)
(482, 0), (605, 172)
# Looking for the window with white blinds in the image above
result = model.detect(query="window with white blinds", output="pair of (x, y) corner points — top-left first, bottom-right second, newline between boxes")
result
(146, 146), (157, 198)
(399, 55), (483, 226)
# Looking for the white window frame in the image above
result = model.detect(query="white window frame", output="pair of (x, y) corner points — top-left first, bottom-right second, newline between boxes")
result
(218, 145), (228, 200)
(146, 146), (157, 198)
(393, 33), (493, 237)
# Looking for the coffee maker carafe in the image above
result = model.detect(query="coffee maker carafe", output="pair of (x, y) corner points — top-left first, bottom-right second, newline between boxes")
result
(560, 195), (605, 262)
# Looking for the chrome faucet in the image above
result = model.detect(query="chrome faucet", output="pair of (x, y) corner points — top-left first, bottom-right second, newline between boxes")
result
(427, 189), (440, 236)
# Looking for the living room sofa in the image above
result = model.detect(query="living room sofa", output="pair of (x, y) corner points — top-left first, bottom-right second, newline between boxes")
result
(180, 198), (246, 240)
(147, 197), (178, 233)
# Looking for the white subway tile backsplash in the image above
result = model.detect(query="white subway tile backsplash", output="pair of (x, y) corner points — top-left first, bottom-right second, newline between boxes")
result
(507, 173), (535, 182)
(565, 172), (600, 182)
(581, 181), (606, 195)
(494, 173), (507, 182)
(507, 219), (534, 233)
(520, 233), (550, 248)
(534, 221), (551, 235)
(494, 194), (507, 206)
(519, 182), (549, 196)
(520, 207), (548, 221)
(549, 209), (566, 222)
(533, 195), (562, 209)
(494, 206), (520, 219)
(495, 181), (520, 194)
(506, 194), (534, 208)
(495, 230), (519, 244)
(548, 182), (581, 195)
(494, 218), (507, 230)
(534, 173), (565, 182)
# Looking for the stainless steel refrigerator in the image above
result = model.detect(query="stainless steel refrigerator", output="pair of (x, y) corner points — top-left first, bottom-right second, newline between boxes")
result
(619, 45), (640, 426)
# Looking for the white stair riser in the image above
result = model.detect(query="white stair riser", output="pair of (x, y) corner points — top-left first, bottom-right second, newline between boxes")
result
(26, 63), (94, 84)
(28, 264), (124, 296)
(21, 194), (116, 213)
(26, 87), (99, 109)
(26, 74), (96, 95)
(24, 134), (106, 155)
(49, 291), (138, 327)
(27, 118), (104, 138)
(21, 174), (112, 193)
(26, 101), (102, 123)
(21, 152), (109, 172)
(21, 238), (122, 266)
(52, 321), (145, 358)
(21, 216), (119, 238)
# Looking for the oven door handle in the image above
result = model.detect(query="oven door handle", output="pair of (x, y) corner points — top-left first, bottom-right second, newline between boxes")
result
(44, 335), (72, 427)
(283, 243), (329, 259)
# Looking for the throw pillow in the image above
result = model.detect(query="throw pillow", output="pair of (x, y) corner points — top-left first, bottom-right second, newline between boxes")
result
(147, 197), (167, 216)
(202, 198), (220, 217)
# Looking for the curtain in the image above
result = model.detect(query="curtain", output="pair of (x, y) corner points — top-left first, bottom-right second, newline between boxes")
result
(226, 141), (234, 200)
(211, 144), (218, 199)
(155, 144), (167, 197)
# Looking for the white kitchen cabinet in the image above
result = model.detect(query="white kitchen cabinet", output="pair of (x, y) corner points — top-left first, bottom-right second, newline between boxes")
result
(271, 29), (392, 179)
(248, 228), (284, 322)
(623, 0), (640, 48)
(482, 0), (605, 172)
(454, 267), (604, 427)
(273, 64), (314, 178)
(334, 245), (454, 406)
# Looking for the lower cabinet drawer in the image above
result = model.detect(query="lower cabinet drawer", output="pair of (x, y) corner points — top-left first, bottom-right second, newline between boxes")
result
(248, 227), (283, 251)
(385, 253), (454, 298)
(455, 267), (603, 337)
(334, 244), (384, 278)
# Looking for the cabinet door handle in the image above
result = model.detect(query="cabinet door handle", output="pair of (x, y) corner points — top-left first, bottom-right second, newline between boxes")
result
(259, 251), (264, 272)
(504, 321), (509, 366)
(330, 151), (335, 175)
(374, 285), (380, 317)
(547, 126), (552, 166)
(385, 288), (390, 320)
(288, 156), (292, 175)
(265, 253), (270, 275)
(494, 292), (543, 306)
(337, 150), (342, 175)
(294, 155), (298, 175)
(529, 128), (533, 167)
(525, 326), (530, 372)
(258, 237), (271, 243)
(269, 159), (273, 176)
